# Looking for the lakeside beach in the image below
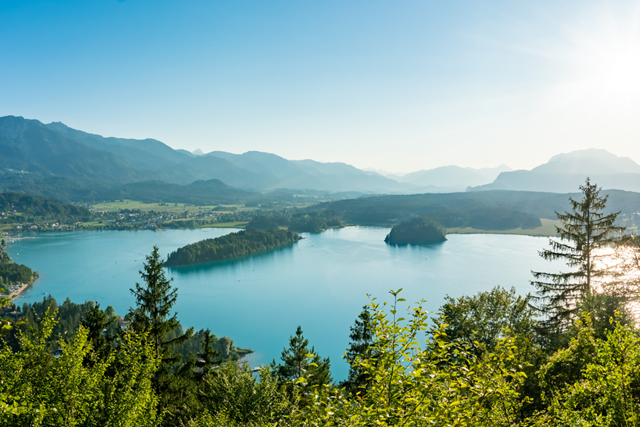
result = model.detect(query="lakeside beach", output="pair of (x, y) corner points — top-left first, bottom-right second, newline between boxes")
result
(9, 283), (31, 300)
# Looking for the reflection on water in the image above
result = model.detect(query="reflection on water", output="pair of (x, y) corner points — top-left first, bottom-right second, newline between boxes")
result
(167, 244), (297, 278)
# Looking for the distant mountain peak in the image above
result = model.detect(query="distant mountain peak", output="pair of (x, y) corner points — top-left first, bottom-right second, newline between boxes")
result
(469, 148), (640, 193)
(533, 148), (640, 175)
(548, 148), (620, 163)
(192, 148), (204, 156)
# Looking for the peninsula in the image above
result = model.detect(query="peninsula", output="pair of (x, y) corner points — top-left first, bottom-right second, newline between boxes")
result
(165, 229), (302, 266)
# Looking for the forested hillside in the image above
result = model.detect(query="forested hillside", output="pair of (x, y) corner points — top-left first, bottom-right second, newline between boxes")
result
(0, 192), (89, 219)
(314, 192), (543, 230)
(0, 192), (91, 228)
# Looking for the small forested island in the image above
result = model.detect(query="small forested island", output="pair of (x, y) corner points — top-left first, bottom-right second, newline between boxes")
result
(165, 228), (302, 266)
(384, 216), (447, 244)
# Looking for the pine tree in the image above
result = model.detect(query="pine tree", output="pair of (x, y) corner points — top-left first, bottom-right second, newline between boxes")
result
(196, 328), (221, 378)
(80, 302), (117, 363)
(128, 245), (194, 416)
(343, 306), (375, 394)
(272, 326), (332, 390)
(531, 178), (624, 331)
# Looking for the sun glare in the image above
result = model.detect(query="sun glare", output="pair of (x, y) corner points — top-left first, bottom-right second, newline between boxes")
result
(546, 5), (640, 115)
(577, 34), (640, 98)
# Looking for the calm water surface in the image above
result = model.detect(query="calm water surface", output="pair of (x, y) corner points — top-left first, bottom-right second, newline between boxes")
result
(6, 227), (560, 380)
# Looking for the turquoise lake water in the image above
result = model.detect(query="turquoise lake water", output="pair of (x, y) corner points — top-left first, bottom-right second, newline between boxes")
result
(5, 227), (561, 380)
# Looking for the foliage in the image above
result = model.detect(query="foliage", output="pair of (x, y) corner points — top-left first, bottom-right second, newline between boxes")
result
(431, 286), (546, 416)
(129, 245), (195, 419)
(271, 326), (333, 393)
(3, 296), (118, 352)
(0, 308), (159, 427)
(532, 178), (625, 331)
(384, 215), (447, 244)
(342, 306), (376, 394)
(533, 316), (640, 426)
(165, 229), (302, 266)
(432, 286), (538, 352)
(291, 290), (528, 426)
(197, 363), (291, 426)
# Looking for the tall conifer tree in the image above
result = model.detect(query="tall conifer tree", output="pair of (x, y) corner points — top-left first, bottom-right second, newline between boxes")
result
(343, 306), (375, 394)
(129, 245), (194, 416)
(272, 326), (332, 390)
(531, 178), (624, 330)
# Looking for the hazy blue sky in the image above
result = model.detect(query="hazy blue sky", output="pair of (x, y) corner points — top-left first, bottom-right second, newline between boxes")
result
(1, 0), (639, 172)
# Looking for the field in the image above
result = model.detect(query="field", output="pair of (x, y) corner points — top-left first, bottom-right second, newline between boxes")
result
(446, 218), (560, 237)
(91, 200), (256, 214)
(163, 219), (249, 229)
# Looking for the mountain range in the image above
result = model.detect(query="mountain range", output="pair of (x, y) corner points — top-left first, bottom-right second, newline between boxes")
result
(2, 116), (639, 198)
(0, 116), (410, 193)
(470, 149), (640, 193)
(0, 116), (509, 195)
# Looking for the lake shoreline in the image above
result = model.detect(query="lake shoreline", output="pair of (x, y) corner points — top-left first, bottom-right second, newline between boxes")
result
(6, 282), (31, 301)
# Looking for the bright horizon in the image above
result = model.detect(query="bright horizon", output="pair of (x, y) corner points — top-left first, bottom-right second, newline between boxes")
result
(2, 0), (640, 173)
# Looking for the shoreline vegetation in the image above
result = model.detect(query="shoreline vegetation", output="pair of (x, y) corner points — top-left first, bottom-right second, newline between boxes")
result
(0, 243), (38, 299)
(164, 229), (303, 267)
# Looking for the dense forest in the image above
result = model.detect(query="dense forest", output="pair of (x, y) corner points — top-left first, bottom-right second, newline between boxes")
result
(384, 216), (447, 244)
(165, 229), (302, 266)
(0, 246), (38, 294)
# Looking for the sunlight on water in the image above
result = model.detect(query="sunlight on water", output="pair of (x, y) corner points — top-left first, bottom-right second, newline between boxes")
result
(593, 245), (640, 320)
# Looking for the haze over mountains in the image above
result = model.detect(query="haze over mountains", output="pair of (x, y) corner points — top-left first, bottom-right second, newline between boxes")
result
(0, 116), (505, 195)
(0, 116), (408, 193)
(470, 149), (640, 193)
(1, 116), (638, 198)
(399, 165), (512, 190)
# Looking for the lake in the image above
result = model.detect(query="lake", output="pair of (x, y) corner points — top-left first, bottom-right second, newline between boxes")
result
(6, 227), (562, 380)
